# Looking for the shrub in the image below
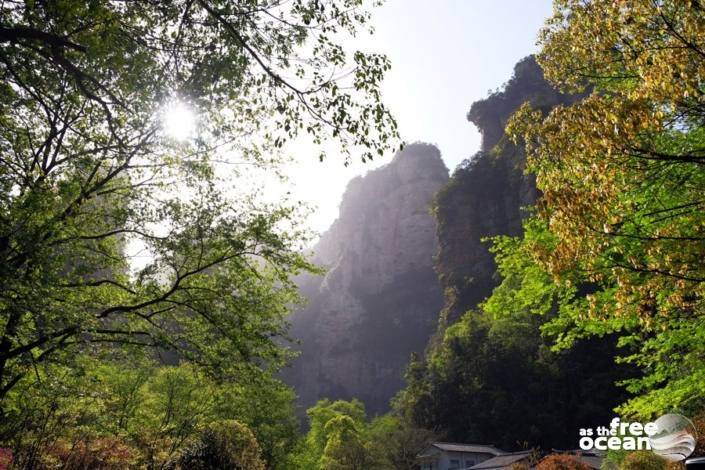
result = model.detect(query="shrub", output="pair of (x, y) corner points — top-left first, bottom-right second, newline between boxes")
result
(0, 449), (12, 470)
(619, 451), (668, 470)
(536, 454), (592, 470)
(176, 420), (265, 470)
(40, 437), (137, 470)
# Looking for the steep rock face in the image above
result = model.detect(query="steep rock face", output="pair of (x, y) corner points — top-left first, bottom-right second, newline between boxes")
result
(434, 56), (580, 324)
(283, 143), (448, 416)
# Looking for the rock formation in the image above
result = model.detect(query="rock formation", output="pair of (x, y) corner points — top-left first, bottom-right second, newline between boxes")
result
(283, 143), (448, 416)
(434, 56), (581, 324)
(284, 57), (582, 417)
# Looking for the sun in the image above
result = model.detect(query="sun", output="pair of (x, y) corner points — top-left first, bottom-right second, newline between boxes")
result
(162, 101), (196, 141)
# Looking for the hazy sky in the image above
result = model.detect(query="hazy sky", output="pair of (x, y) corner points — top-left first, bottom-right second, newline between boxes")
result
(282, 0), (554, 235)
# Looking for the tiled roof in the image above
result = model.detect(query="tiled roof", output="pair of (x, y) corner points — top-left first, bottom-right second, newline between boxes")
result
(468, 451), (532, 469)
(432, 442), (504, 455)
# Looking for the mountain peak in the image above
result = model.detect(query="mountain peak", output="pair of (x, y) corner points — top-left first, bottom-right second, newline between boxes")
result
(283, 143), (448, 416)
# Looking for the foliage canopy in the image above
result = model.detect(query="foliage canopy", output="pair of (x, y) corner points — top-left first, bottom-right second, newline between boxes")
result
(507, 0), (705, 416)
(0, 0), (398, 409)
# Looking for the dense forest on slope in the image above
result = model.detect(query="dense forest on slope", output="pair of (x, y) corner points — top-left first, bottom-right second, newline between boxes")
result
(393, 57), (632, 451)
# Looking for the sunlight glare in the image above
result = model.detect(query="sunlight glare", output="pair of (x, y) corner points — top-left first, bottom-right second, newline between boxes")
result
(163, 101), (196, 141)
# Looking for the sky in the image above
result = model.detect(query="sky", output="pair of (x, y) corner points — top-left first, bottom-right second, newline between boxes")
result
(279, 0), (555, 236)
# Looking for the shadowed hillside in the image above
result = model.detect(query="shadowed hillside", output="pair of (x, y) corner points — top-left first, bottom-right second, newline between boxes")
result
(283, 143), (449, 416)
(434, 56), (583, 325)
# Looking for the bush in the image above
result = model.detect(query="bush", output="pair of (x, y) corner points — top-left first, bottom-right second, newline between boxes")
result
(40, 437), (137, 470)
(176, 420), (265, 470)
(0, 449), (12, 470)
(619, 451), (668, 470)
(536, 454), (592, 470)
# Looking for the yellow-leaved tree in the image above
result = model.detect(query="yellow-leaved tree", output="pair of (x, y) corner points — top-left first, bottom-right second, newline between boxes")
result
(507, 0), (705, 416)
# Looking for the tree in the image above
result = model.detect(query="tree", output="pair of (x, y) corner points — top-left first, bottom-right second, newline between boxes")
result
(0, 0), (398, 407)
(364, 414), (436, 470)
(290, 399), (367, 469)
(318, 415), (369, 470)
(211, 371), (299, 470)
(133, 365), (217, 467)
(290, 399), (433, 470)
(176, 420), (266, 470)
(1, 358), (301, 469)
(507, 0), (705, 416)
(618, 451), (668, 470)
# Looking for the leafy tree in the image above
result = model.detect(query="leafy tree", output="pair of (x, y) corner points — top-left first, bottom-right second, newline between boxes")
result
(318, 415), (369, 470)
(289, 399), (367, 469)
(0, 358), (300, 469)
(287, 399), (430, 470)
(0, 0), (398, 410)
(364, 414), (435, 470)
(176, 419), (265, 470)
(211, 372), (299, 470)
(507, 0), (705, 415)
(40, 437), (138, 470)
(618, 451), (668, 470)
(132, 365), (216, 467)
(0, 356), (117, 468)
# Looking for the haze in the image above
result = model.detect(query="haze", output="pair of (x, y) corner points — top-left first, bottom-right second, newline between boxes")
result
(284, 0), (554, 235)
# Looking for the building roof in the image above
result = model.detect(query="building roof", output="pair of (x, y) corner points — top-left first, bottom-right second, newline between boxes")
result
(468, 451), (532, 469)
(431, 442), (504, 455)
(417, 442), (505, 461)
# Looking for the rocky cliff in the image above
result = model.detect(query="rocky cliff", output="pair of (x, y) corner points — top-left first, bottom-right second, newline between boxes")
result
(434, 56), (581, 325)
(283, 143), (448, 416)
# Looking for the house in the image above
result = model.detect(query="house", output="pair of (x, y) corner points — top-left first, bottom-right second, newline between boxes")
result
(468, 450), (533, 469)
(416, 442), (504, 470)
(468, 450), (603, 470)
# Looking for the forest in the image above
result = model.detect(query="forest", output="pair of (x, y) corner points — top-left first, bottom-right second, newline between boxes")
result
(2, 0), (705, 469)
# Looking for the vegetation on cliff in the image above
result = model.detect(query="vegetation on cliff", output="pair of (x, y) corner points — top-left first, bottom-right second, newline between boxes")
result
(394, 60), (631, 450)
(396, 0), (705, 454)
